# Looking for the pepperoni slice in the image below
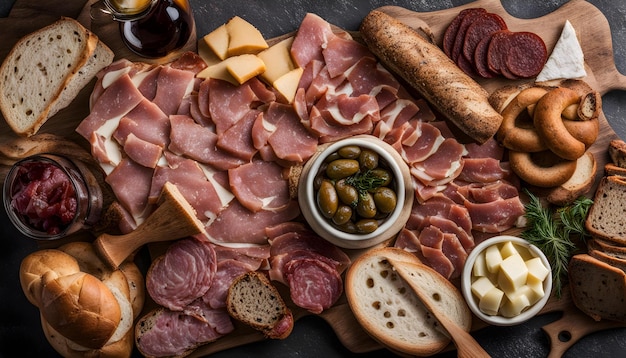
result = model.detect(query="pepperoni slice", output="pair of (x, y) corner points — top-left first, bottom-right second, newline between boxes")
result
(442, 8), (486, 57)
(450, 8), (487, 62)
(462, 12), (507, 63)
(504, 32), (548, 78)
(473, 35), (497, 78)
(487, 30), (519, 79)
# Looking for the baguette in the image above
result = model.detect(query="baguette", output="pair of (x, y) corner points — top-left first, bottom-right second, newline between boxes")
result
(345, 247), (471, 356)
(359, 10), (503, 144)
(226, 271), (294, 339)
(0, 17), (113, 136)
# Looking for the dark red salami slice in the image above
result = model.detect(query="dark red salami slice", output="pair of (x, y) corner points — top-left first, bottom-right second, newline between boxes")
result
(473, 35), (497, 78)
(450, 8), (487, 61)
(487, 30), (520, 79)
(504, 32), (548, 78)
(462, 12), (507, 63)
(146, 237), (217, 311)
(442, 8), (486, 57)
(285, 258), (343, 314)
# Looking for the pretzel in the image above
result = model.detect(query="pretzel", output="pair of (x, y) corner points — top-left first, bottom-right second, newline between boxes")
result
(508, 150), (577, 188)
(496, 86), (548, 152)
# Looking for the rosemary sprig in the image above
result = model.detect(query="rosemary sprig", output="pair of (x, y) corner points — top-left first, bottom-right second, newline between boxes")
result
(345, 170), (385, 197)
(520, 190), (592, 298)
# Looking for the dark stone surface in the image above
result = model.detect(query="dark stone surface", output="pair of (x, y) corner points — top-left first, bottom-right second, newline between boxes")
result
(1, 1), (625, 357)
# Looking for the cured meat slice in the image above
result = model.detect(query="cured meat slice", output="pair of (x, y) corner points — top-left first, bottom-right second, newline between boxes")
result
(135, 303), (233, 358)
(322, 34), (374, 78)
(268, 230), (350, 272)
(487, 30), (519, 79)
(123, 133), (163, 168)
(473, 34), (497, 78)
(152, 66), (195, 115)
(346, 56), (400, 98)
(450, 8), (486, 62)
(202, 259), (251, 309)
(228, 160), (291, 212)
(216, 109), (259, 161)
(105, 157), (154, 222)
(462, 12), (507, 63)
(265, 102), (318, 162)
(113, 99), (170, 148)
(269, 249), (341, 285)
(457, 157), (509, 183)
(209, 79), (258, 135)
(504, 32), (548, 78)
(290, 13), (337, 68)
(411, 137), (467, 185)
(464, 196), (525, 233)
(146, 238), (217, 311)
(418, 226), (455, 279)
(442, 8), (486, 57)
(284, 258), (343, 314)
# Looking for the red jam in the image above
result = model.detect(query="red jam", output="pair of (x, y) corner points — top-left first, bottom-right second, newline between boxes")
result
(9, 161), (77, 235)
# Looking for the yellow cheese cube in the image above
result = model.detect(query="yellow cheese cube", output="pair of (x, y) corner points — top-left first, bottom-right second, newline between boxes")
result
(498, 253), (529, 295)
(203, 24), (229, 60)
(499, 241), (519, 259)
(500, 290), (531, 318)
(195, 61), (238, 85)
(526, 275), (545, 304)
(525, 257), (550, 282)
(225, 54), (266, 84)
(516, 244), (534, 261)
(471, 276), (495, 301)
(226, 16), (268, 56)
(258, 37), (296, 85)
(197, 38), (222, 68)
(479, 287), (504, 316)
(485, 244), (503, 273)
(472, 250), (488, 277)
(273, 67), (303, 104)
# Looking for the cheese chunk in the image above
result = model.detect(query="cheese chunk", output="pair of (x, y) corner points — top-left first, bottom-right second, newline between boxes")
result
(485, 244), (503, 273)
(499, 241), (519, 259)
(226, 16), (268, 56)
(273, 67), (303, 104)
(526, 257), (550, 282)
(196, 60), (238, 84)
(258, 37), (295, 85)
(471, 276), (495, 301)
(498, 253), (528, 295)
(197, 37), (222, 67)
(526, 275), (545, 304)
(500, 289), (531, 318)
(479, 287), (504, 316)
(225, 54), (266, 84)
(472, 251), (488, 277)
(536, 20), (586, 82)
(203, 24), (229, 60)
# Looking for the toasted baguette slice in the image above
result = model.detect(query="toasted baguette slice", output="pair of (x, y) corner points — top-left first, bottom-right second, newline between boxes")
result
(609, 139), (626, 169)
(226, 271), (293, 339)
(568, 254), (626, 322)
(0, 17), (113, 136)
(585, 175), (626, 245)
(345, 247), (471, 357)
(546, 151), (596, 205)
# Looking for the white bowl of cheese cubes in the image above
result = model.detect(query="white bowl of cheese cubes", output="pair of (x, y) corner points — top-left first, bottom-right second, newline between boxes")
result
(461, 235), (552, 326)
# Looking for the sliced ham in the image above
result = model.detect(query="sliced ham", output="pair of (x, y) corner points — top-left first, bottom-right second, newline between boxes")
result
(290, 13), (337, 68)
(113, 99), (170, 148)
(105, 157), (154, 223)
(411, 137), (467, 185)
(322, 34), (373, 78)
(123, 133), (163, 168)
(265, 102), (318, 162)
(216, 109), (259, 161)
(209, 79), (258, 135)
(146, 238), (217, 311)
(170, 51), (208, 74)
(465, 196), (525, 233)
(228, 160), (291, 212)
(418, 226), (456, 279)
(152, 66), (196, 115)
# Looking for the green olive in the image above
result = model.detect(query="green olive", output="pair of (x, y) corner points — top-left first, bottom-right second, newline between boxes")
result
(324, 152), (341, 163)
(355, 219), (379, 234)
(326, 159), (360, 180)
(359, 149), (379, 170)
(332, 205), (353, 225)
(370, 168), (392, 187)
(336, 221), (358, 234)
(373, 187), (397, 214)
(335, 179), (359, 206)
(337, 145), (362, 159)
(316, 179), (338, 218)
(356, 192), (377, 218)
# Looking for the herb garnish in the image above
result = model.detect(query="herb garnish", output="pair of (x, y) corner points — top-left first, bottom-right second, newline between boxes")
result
(345, 170), (385, 197)
(520, 190), (593, 298)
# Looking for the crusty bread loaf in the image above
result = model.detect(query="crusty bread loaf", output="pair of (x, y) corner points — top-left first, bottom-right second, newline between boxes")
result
(0, 17), (113, 136)
(568, 254), (626, 322)
(585, 175), (626, 245)
(19, 249), (80, 306)
(546, 151), (596, 205)
(345, 247), (471, 356)
(226, 271), (294, 339)
(609, 139), (626, 169)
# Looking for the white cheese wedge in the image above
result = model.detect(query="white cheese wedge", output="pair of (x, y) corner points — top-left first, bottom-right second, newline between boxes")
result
(196, 60), (238, 84)
(500, 289), (531, 318)
(536, 20), (587, 82)
(226, 16), (268, 56)
(526, 275), (545, 305)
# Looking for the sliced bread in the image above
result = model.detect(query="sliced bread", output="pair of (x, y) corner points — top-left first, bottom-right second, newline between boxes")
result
(585, 175), (626, 245)
(609, 139), (626, 169)
(605, 163), (626, 177)
(0, 17), (113, 136)
(345, 247), (471, 357)
(546, 151), (596, 205)
(568, 254), (626, 322)
(226, 271), (293, 339)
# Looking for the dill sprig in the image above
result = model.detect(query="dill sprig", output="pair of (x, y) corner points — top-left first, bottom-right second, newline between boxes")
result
(520, 190), (592, 298)
(345, 170), (385, 197)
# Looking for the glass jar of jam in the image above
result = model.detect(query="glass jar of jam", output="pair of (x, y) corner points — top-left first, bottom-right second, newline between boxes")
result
(3, 154), (103, 240)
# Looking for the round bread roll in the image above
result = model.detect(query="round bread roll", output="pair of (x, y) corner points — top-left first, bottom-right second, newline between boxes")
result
(19, 249), (80, 306)
(40, 271), (122, 349)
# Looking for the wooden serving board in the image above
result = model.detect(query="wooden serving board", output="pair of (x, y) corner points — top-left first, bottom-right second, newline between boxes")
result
(1, 0), (626, 357)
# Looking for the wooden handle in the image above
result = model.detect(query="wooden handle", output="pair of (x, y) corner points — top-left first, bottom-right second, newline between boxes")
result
(438, 314), (491, 358)
(94, 182), (206, 268)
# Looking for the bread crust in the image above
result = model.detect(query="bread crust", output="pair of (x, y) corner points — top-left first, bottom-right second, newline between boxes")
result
(360, 10), (502, 144)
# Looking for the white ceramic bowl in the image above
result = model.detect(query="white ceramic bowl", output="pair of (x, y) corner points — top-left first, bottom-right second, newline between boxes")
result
(461, 235), (552, 326)
(298, 135), (414, 249)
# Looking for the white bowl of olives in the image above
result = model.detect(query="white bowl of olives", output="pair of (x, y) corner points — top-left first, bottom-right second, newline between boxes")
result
(298, 135), (414, 249)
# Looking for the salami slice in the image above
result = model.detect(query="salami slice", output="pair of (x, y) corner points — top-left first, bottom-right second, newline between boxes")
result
(462, 12), (507, 63)
(442, 8), (486, 57)
(504, 32), (548, 78)
(487, 30), (520, 79)
(450, 8), (486, 62)
(146, 238), (217, 311)
(473, 35), (497, 78)
(285, 258), (344, 314)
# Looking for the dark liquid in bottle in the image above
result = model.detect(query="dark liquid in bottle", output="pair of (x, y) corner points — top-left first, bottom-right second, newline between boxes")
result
(120, 0), (193, 58)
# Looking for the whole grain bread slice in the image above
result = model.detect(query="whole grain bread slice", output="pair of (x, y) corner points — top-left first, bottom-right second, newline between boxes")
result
(0, 17), (113, 136)
(226, 271), (294, 339)
(585, 175), (626, 245)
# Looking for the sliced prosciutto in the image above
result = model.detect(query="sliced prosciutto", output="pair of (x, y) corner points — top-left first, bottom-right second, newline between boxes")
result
(290, 13), (337, 68)
(146, 238), (217, 311)
(228, 160), (291, 212)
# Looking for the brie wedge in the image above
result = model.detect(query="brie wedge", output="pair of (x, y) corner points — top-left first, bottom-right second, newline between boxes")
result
(536, 20), (586, 82)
